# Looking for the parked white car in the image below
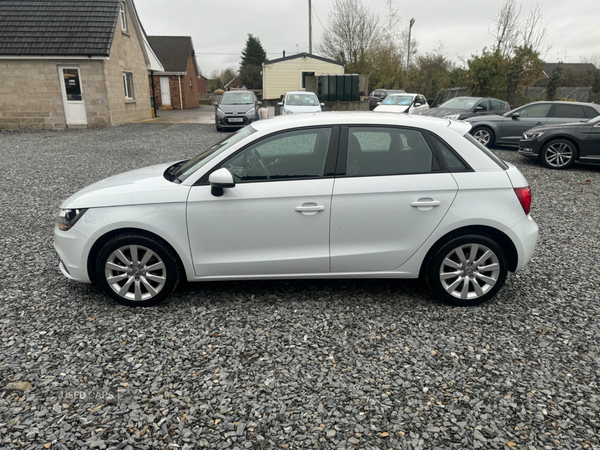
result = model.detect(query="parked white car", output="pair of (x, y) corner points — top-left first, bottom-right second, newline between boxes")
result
(278, 91), (324, 114)
(374, 93), (429, 114)
(55, 112), (537, 307)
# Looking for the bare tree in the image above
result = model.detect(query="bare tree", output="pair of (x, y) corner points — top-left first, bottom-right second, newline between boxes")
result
(580, 52), (600, 69)
(490, 0), (520, 57)
(490, 0), (549, 58)
(520, 2), (549, 57)
(318, 0), (381, 68)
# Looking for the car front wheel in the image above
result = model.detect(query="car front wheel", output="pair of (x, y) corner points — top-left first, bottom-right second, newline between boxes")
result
(426, 234), (508, 306)
(96, 233), (181, 307)
(541, 139), (576, 169)
(471, 127), (495, 147)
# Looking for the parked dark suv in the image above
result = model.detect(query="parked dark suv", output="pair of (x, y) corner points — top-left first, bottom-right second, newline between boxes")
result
(214, 91), (261, 131)
(368, 89), (406, 111)
(466, 101), (600, 147)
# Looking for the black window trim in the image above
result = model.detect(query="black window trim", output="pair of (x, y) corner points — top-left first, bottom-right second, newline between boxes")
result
(196, 125), (340, 186)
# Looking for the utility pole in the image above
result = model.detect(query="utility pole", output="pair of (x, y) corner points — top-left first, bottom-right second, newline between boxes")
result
(406, 18), (415, 74)
(308, 0), (312, 55)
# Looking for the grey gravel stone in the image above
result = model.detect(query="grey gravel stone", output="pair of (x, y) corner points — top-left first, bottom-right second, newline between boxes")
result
(1, 126), (600, 449)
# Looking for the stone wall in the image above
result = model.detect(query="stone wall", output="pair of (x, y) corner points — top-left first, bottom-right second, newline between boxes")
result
(0, 59), (109, 130)
(103, 10), (152, 126)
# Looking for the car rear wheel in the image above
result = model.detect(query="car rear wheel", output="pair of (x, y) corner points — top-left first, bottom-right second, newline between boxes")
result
(472, 127), (495, 148)
(426, 234), (508, 306)
(96, 233), (181, 307)
(541, 139), (576, 169)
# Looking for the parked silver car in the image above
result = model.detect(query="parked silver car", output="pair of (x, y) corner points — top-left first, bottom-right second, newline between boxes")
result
(214, 91), (261, 131)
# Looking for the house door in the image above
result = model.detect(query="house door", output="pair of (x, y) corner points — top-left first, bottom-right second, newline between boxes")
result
(58, 66), (87, 126)
(160, 77), (171, 106)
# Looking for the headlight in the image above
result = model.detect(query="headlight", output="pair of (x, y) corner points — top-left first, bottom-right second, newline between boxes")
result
(523, 131), (544, 140)
(217, 108), (225, 115)
(246, 107), (255, 115)
(444, 114), (460, 120)
(56, 208), (88, 231)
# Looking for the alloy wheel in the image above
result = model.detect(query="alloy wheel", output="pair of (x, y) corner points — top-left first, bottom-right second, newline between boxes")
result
(104, 244), (167, 302)
(439, 243), (500, 300)
(544, 141), (574, 168)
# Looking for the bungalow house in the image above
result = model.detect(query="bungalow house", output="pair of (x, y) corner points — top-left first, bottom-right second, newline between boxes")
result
(262, 52), (344, 100)
(147, 36), (200, 110)
(0, 0), (163, 130)
(225, 74), (244, 91)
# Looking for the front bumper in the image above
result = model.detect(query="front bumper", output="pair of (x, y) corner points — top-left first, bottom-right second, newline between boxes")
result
(54, 224), (92, 283)
(518, 140), (541, 158)
(216, 115), (256, 128)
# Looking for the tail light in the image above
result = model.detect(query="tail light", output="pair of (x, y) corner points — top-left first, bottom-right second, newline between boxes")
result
(514, 186), (531, 215)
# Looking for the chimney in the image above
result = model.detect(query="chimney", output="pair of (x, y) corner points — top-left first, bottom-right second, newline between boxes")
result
(283, 50), (285, 58)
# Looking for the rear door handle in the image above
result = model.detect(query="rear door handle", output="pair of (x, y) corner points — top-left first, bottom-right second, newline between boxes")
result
(295, 203), (325, 215)
(411, 199), (441, 211)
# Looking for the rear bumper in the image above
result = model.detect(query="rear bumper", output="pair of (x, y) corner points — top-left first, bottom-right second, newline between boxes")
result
(509, 214), (538, 271)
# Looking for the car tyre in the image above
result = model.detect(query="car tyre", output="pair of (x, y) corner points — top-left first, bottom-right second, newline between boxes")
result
(540, 139), (576, 170)
(96, 233), (181, 307)
(426, 234), (508, 306)
(471, 127), (495, 148)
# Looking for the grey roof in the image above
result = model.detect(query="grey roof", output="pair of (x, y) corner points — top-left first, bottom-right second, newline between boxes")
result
(147, 36), (196, 73)
(0, 0), (120, 57)
(543, 62), (597, 77)
(265, 52), (344, 67)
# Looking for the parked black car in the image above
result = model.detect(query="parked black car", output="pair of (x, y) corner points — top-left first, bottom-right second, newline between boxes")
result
(466, 101), (600, 148)
(422, 96), (510, 120)
(367, 89), (406, 111)
(518, 115), (600, 169)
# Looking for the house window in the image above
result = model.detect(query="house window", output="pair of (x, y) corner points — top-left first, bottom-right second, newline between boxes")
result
(123, 72), (134, 99)
(190, 78), (193, 88)
(301, 71), (316, 90)
(120, 2), (128, 32)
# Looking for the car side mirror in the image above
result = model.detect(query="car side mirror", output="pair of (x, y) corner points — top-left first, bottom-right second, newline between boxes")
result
(277, 102), (283, 106)
(257, 101), (262, 105)
(475, 106), (484, 112)
(320, 103), (325, 106)
(414, 102), (422, 107)
(377, 101), (382, 105)
(209, 168), (235, 197)
(510, 112), (520, 119)
(213, 102), (218, 106)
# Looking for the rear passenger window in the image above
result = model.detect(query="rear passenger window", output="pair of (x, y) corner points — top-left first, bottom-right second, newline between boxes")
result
(346, 127), (437, 176)
(553, 104), (587, 119)
(428, 136), (468, 171)
(584, 106), (600, 119)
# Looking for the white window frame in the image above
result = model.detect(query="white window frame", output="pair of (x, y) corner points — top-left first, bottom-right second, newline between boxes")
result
(123, 71), (134, 99)
(120, 2), (128, 32)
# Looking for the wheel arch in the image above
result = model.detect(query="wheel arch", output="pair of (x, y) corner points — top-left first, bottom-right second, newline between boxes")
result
(87, 227), (187, 284)
(419, 225), (519, 278)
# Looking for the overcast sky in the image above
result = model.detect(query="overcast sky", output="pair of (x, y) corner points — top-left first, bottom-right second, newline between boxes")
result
(135, 0), (599, 76)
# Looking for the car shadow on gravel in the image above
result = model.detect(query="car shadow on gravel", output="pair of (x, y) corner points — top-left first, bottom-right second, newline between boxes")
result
(165, 278), (440, 310)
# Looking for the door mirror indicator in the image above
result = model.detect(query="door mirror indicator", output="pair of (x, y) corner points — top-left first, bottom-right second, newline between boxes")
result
(209, 168), (235, 197)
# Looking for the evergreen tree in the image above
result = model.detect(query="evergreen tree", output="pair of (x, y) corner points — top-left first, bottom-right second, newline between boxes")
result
(240, 34), (267, 89)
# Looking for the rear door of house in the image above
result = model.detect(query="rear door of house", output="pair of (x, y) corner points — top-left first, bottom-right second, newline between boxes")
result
(58, 66), (87, 126)
(160, 77), (171, 106)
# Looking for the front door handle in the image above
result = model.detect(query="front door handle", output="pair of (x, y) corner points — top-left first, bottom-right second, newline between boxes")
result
(295, 203), (325, 216)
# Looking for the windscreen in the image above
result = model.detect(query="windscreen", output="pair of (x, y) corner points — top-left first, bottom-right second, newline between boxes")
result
(440, 98), (479, 110)
(220, 93), (255, 105)
(174, 126), (256, 182)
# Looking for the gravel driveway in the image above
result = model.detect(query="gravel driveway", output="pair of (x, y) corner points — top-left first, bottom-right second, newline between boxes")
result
(1, 124), (600, 450)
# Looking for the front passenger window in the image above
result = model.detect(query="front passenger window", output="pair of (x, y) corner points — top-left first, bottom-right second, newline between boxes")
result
(223, 128), (332, 182)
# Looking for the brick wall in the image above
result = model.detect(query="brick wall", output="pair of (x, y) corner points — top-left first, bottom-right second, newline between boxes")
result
(181, 54), (199, 109)
(149, 53), (200, 110)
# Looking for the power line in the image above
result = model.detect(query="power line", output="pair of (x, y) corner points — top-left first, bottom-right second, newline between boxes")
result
(311, 3), (326, 30)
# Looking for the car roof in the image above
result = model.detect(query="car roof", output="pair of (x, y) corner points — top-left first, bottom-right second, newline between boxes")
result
(285, 91), (317, 95)
(520, 100), (599, 107)
(251, 111), (470, 135)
